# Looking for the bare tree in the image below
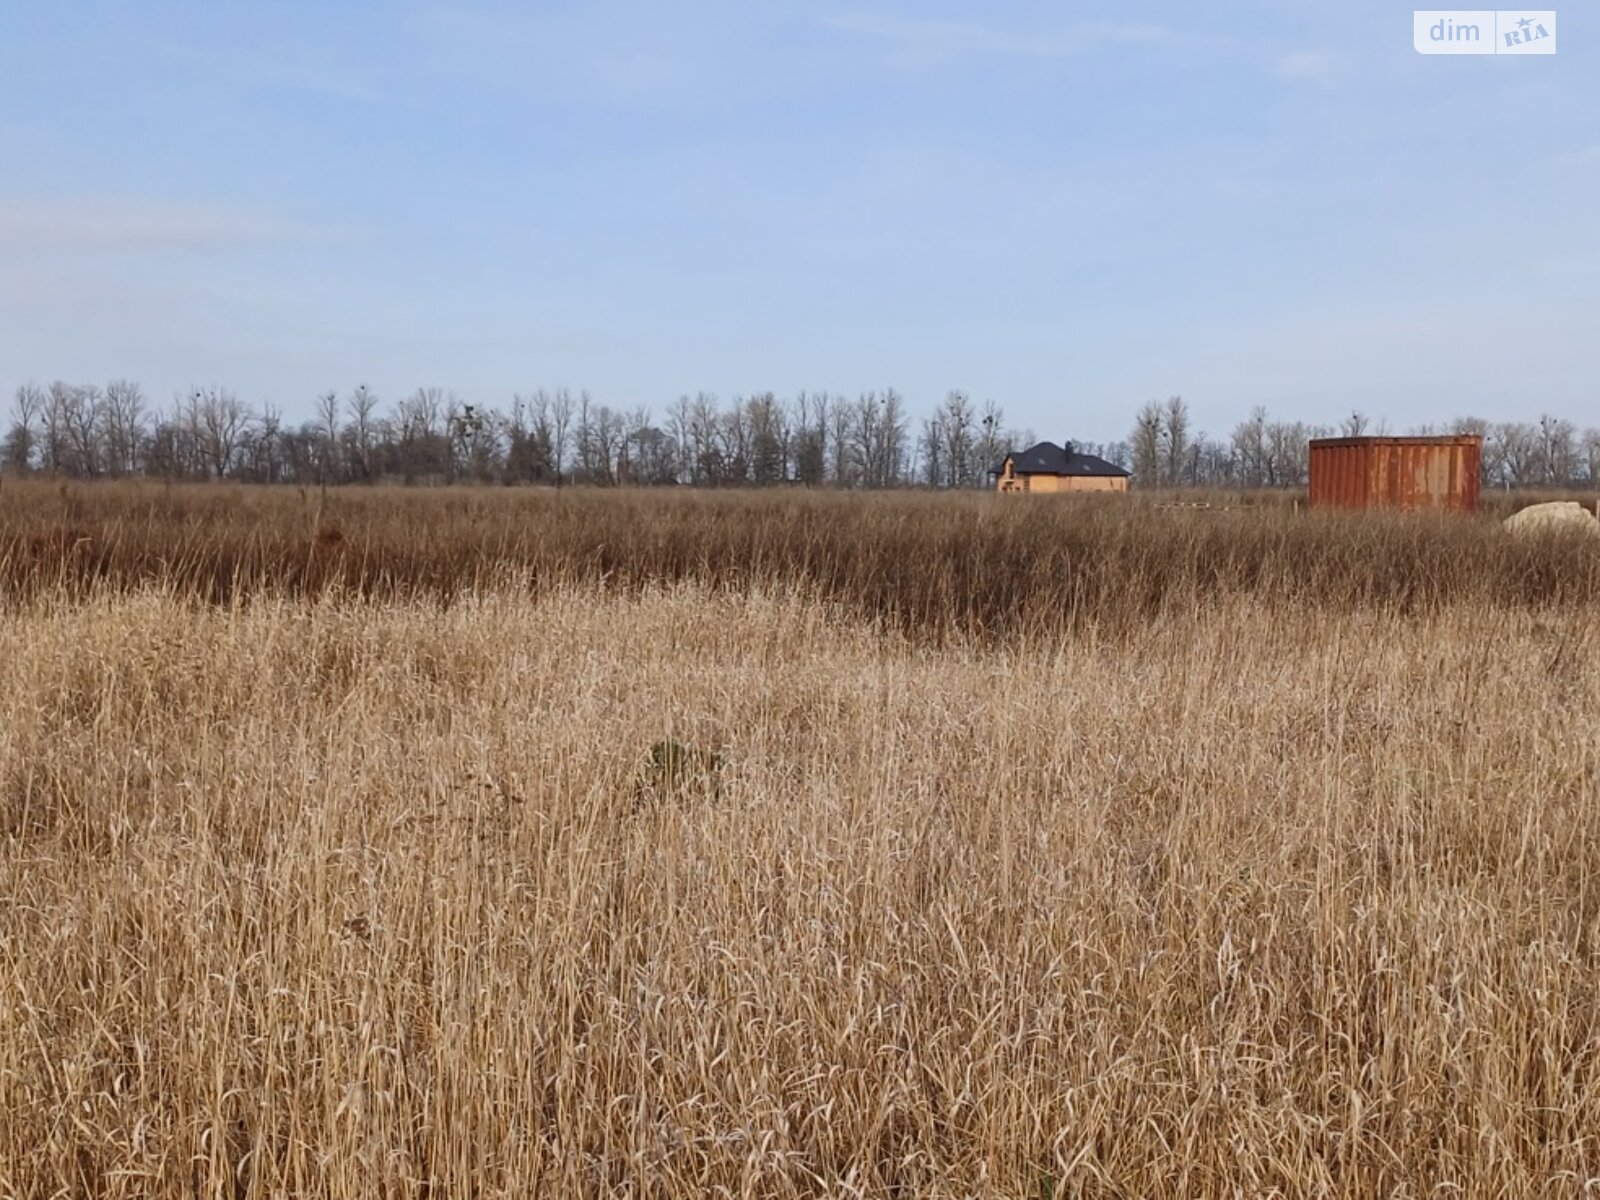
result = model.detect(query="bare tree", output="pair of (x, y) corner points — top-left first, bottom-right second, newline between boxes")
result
(195, 386), (246, 478)
(1230, 406), (1269, 488)
(881, 389), (908, 486)
(850, 389), (908, 487)
(574, 390), (597, 482)
(317, 390), (341, 486)
(851, 393), (880, 487)
(1162, 395), (1189, 487)
(788, 392), (823, 486)
(594, 403), (624, 484)
(1537, 414), (1577, 486)
(719, 399), (751, 483)
(1266, 420), (1313, 487)
(249, 401), (284, 483)
(40, 382), (78, 475)
(551, 388), (573, 486)
(938, 390), (974, 488)
(799, 391), (829, 485)
(396, 387), (445, 483)
(72, 385), (103, 476)
(455, 403), (502, 482)
(689, 392), (721, 483)
(1583, 428), (1600, 487)
(617, 405), (651, 484)
(1130, 401), (1163, 487)
(829, 398), (853, 486)
(4, 383), (44, 475)
(1489, 422), (1537, 488)
(507, 390), (555, 485)
(747, 392), (787, 484)
(977, 399), (1004, 487)
(918, 414), (944, 487)
(348, 384), (379, 482)
(103, 379), (146, 476)
(669, 395), (694, 485)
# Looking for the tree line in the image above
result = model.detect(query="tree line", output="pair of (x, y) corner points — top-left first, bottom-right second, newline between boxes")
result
(1, 383), (1034, 488)
(5, 380), (1598, 490)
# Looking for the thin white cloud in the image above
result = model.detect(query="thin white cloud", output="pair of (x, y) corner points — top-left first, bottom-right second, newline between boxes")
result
(0, 199), (366, 253)
(821, 12), (1176, 65)
(1274, 51), (1337, 82)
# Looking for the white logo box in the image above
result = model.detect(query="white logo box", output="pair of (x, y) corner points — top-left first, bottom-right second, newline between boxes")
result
(1414, 10), (1556, 54)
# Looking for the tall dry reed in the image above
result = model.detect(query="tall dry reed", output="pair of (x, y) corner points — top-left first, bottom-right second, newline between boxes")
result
(3, 482), (1599, 638)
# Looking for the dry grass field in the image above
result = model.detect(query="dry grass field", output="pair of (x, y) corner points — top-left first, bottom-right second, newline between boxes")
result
(3, 483), (1600, 1197)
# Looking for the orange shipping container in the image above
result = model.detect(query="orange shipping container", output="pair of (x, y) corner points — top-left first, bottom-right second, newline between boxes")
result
(1308, 436), (1482, 512)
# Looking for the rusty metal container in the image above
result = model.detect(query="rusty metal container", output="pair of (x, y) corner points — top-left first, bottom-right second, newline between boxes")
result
(1308, 436), (1482, 512)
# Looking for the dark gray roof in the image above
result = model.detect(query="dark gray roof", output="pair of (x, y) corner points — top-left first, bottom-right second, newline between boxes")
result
(992, 441), (1130, 478)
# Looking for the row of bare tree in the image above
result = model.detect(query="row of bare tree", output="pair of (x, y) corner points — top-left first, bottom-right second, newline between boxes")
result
(5, 381), (1597, 489)
(2, 382), (1039, 489)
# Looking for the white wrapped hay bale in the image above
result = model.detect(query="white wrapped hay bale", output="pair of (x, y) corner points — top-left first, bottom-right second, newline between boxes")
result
(1502, 501), (1600, 538)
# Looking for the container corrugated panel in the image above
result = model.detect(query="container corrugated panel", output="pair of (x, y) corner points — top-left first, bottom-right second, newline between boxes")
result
(1308, 436), (1482, 512)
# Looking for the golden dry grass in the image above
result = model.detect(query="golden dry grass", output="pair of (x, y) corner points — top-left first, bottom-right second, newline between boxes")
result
(2, 487), (1599, 1196)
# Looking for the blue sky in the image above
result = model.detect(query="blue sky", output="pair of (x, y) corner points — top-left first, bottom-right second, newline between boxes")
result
(1, 1), (1596, 441)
